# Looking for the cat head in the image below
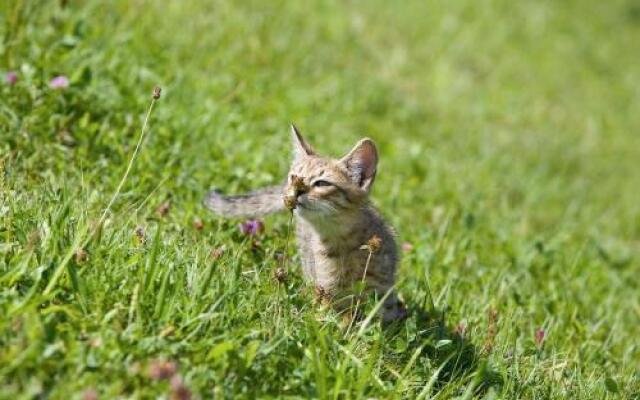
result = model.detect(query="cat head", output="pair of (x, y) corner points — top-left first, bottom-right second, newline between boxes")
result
(286, 124), (378, 219)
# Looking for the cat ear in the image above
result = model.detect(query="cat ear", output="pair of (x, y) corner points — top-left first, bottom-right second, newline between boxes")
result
(340, 138), (378, 191)
(291, 123), (315, 160)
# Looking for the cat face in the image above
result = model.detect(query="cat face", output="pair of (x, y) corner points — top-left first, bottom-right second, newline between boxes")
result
(286, 125), (378, 219)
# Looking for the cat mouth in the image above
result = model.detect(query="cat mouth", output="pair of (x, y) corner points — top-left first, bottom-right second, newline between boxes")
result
(294, 200), (319, 213)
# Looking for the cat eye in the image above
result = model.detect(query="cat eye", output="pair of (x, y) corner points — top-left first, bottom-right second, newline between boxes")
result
(312, 180), (332, 187)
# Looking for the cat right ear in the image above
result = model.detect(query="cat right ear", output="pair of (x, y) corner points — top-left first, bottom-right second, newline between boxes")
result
(340, 138), (378, 191)
(291, 123), (315, 160)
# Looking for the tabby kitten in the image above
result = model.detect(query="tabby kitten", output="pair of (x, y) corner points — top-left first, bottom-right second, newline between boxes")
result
(204, 125), (406, 322)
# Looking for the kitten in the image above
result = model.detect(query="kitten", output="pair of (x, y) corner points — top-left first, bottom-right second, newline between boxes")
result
(204, 125), (407, 322)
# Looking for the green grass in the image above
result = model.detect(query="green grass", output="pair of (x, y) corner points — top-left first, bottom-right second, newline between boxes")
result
(1, 0), (640, 398)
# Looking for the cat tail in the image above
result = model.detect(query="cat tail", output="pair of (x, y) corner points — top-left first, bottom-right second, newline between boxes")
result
(203, 185), (286, 217)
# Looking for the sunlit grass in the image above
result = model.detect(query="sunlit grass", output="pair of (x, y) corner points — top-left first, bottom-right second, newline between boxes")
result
(1, 0), (639, 398)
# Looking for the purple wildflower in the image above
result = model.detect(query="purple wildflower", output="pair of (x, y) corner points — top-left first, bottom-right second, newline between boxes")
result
(239, 219), (264, 236)
(6, 71), (18, 85)
(49, 75), (70, 89)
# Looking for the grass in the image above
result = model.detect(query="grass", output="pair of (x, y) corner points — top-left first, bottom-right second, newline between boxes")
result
(1, 0), (639, 398)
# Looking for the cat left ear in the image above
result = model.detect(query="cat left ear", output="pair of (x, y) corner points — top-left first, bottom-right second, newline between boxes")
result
(340, 138), (378, 191)
(291, 123), (315, 160)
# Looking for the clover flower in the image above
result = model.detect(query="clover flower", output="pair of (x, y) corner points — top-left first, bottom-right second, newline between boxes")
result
(239, 219), (264, 236)
(6, 71), (18, 85)
(401, 242), (413, 252)
(49, 75), (69, 89)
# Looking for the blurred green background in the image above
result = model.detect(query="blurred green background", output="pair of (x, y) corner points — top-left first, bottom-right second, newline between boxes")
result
(1, 0), (639, 398)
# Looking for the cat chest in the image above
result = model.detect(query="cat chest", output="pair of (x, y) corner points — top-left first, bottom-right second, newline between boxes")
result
(305, 249), (373, 289)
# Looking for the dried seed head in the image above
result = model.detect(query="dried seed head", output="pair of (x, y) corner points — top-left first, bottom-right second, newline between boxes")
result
(156, 201), (170, 217)
(284, 174), (306, 211)
(273, 267), (288, 283)
(192, 218), (204, 231)
(488, 307), (498, 323)
(482, 307), (499, 355)
(134, 225), (146, 243)
(291, 174), (305, 191)
(361, 234), (382, 253)
(210, 246), (225, 260)
(535, 328), (546, 348)
(454, 320), (467, 337)
(152, 86), (162, 100)
(75, 248), (88, 264)
(283, 195), (297, 210)
(314, 285), (331, 306)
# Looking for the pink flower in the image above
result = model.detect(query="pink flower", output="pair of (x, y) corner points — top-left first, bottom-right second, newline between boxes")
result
(535, 328), (546, 348)
(239, 219), (264, 236)
(49, 75), (69, 89)
(81, 388), (98, 400)
(401, 242), (413, 252)
(170, 375), (192, 400)
(147, 359), (178, 380)
(6, 71), (18, 85)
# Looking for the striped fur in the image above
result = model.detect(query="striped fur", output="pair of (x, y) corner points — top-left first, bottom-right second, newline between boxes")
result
(204, 186), (285, 217)
(203, 125), (406, 322)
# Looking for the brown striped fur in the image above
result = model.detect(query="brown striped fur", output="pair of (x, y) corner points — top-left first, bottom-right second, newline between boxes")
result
(204, 125), (406, 322)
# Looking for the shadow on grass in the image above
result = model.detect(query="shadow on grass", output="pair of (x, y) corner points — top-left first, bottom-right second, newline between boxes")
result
(382, 304), (503, 395)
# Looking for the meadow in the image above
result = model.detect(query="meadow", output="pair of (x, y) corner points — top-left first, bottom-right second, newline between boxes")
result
(1, 0), (639, 398)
